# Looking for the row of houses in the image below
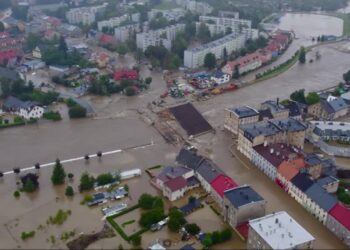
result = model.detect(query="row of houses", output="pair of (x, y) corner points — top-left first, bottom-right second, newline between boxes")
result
(222, 30), (292, 77)
(156, 147), (316, 249)
(225, 103), (350, 247)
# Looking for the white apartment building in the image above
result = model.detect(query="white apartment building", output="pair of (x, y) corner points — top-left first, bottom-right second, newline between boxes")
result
(114, 23), (140, 42)
(184, 33), (246, 68)
(66, 4), (107, 26)
(248, 212), (315, 250)
(199, 16), (252, 35)
(97, 15), (129, 31)
(176, 0), (213, 14)
(136, 24), (185, 51)
(97, 13), (141, 31)
(148, 8), (185, 22)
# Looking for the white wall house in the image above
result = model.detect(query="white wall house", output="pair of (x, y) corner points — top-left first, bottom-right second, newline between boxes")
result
(3, 96), (44, 120)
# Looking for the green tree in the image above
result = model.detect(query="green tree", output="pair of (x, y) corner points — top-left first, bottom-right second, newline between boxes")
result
(26, 33), (42, 50)
(23, 178), (37, 193)
(59, 36), (68, 54)
(96, 173), (115, 185)
(204, 53), (216, 69)
(138, 194), (156, 209)
(168, 208), (186, 232)
(68, 105), (87, 118)
(145, 77), (152, 85)
(79, 173), (95, 191)
(125, 86), (136, 96)
(290, 89), (306, 104)
(124, 184), (129, 192)
(0, 22), (4, 32)
(130, 235), (142, 246)
(14, 190), (20, 198)
(232, 65), (240, 79)
(197, 23), (211, 43)
(223, 47), (228, 62)
(220, 228), (232, 241)
(51, 159), (66, 185)
(139, 207), (165, 228)
(202, 234), (213, 248)
(65, 186), (74, 196)
(305, 92), (320, 105)
(299, 47), (306, 64)
(1, 81), (11, 97)
(343, 70), (350, 83)
(212, 231), (221, 244)
(116, 43), (128, 56)
(185, 223), (200, 235)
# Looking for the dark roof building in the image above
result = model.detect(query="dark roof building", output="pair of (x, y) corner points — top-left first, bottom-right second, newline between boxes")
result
(305, 183), (337, 212)
(258, 109), (273, 121)
(224, 185), (264, 208)
(196, 159), (223, 183)
(253, 143), (299, 167)
(0, 67), (19, 80)
(164, 176), (187, 192)
(269, 118), (307, 132)
(3, 96), (38, 111)
(228, 106), (259, 118)
(176, 148), (204, 170)
(291, 173), (314, 192)
(156, 165), (192, 183)
(282, 101), (302, 118)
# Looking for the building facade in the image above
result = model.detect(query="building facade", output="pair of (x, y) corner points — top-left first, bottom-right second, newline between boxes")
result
(224, 106), (259, 135)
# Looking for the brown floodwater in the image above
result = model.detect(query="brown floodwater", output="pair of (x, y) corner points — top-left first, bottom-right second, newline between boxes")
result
(1, 14), (350, 249)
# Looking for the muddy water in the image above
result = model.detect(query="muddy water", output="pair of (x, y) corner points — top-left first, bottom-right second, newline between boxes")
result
(278, 13), (343, 39)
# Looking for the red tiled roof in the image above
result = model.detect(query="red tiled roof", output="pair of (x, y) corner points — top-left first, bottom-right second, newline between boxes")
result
(0, 49), (19, 63)
(99, 34), (115, 44)
(114, 70), (138, 80)
(98, 52), (109, 61)
(278, 158), (305, 181)
(236, 222), (249, 239)
(226, 52), (262, 70)
(210, 174), (238, 198)
(164, 176), (187, 192)
(329, 202), (350, 231)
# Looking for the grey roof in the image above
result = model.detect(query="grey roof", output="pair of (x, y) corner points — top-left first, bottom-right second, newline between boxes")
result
(261, 100), (287, 114)
(196, 159), (223, 183)
(305, 153), (322, 166)
(176, 148), (204, 170)
(269, 118), (307, 132)
(328, 98), (348, 112)
(228, 106), (259, 118)
(224, 185), (264, 208)
(240, 121), (281, 142)
(0, 67), (19, 81)
(157, 165), (192, 182)
(3, 96), (37, 110)
(282, 101), (302, 117)
(258, 109), (273, 121)
(305, 183), (337, 212)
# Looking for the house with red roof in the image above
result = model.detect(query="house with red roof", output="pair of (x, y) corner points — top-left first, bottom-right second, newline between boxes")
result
(210, 174), (238, 208)
(113, 69), (138, 81)
(0, 49), (20, 66)
(222, 52), (262, 77)
(163, 176), (188, 201)
(99, 33), (117, 46)
(97, 52), (110, 68)
(326, 202), (350, 247)
(276, 158), (305, 191)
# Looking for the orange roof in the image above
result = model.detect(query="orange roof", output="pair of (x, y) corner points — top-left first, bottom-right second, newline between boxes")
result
(278, 158), (305, 181)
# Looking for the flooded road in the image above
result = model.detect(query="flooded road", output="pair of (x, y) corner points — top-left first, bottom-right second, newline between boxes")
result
(0, 13), (350, 249)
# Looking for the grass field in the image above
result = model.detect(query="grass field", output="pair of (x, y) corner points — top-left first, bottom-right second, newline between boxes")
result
(327, 13), (350, 36)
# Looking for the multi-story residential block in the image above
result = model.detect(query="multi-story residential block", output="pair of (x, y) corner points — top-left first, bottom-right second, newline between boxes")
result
(303, 183), (337, 224)
(326, 203), (350, 248)
(224, 106), (259, 135)
(114, 23), (141, 42)
(97, 15), (129, 31)
(261, 99), (289, 120)
(251, 143), (300, 181)
(136, 24), (185, 51)
(218, 11), (239, 19)
(199, 16), (252, 34)
(176, 0), (213, 15)
(247, 211), (315, 250)
(307, 98), (349, 120)
(148, 8), (185, 22)
(66, 4), (107, 26)
(223, 185), (266, 228)
(288, 173), (314, 206)
(210, 174), (237, 209)
(237, 118), (307, 160)
(184, 33), (246, 68)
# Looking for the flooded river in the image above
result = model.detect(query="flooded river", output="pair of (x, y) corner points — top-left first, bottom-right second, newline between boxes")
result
(0, 12), (349, 249)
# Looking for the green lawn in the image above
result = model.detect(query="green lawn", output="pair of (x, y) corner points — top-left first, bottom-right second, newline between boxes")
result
(154, 1), (180, 10)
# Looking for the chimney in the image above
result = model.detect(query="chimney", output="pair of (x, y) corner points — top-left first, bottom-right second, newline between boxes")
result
(270, 148), (274, 154)
(264, 141), (268, 147)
